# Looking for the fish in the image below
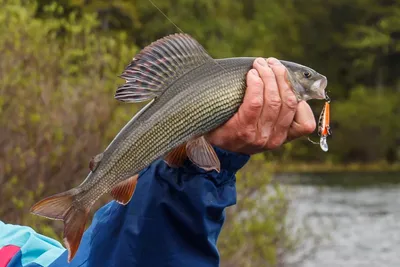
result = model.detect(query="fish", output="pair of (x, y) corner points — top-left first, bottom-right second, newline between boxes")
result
(30, 33), (328, 262)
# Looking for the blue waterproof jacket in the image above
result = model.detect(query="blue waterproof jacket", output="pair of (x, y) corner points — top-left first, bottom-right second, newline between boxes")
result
(0, 147), (250, 267)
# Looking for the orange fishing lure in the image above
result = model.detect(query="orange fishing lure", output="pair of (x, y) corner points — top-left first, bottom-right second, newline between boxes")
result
(317, 100), (331, 151)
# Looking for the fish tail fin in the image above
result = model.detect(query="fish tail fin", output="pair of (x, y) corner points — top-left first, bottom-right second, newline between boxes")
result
(30, 189), (90, 262)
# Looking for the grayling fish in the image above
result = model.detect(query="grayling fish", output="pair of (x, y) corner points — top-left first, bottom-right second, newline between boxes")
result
(30, 33), (328, 262)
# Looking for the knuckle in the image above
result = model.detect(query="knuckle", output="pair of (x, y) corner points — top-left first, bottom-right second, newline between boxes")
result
(272, 65), (287, 77)
(260, 67), (276, 83)
(262, 66), (275, 77)
(267, 138), (284, 150)
(237, 129), (256, 143)
(284, 94), (298, 110)
(252, 137), (268, 148)
(248, 95), (263, 111)
(268, 96), (282, 110)
(253, 59), (275, 77)
(252, 78), (264, 89)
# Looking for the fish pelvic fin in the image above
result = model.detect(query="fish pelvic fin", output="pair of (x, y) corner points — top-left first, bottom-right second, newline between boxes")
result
(186, 136), (221, 173)
(164, 143), (187, 167)
(164, 136), (221, 172)
(115, 33), (213, 103)
(110, 174), (139, 205)
(30, 189), (90, 263)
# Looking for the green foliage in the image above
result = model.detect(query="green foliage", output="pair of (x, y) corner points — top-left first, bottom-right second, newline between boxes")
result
(218, 155), (299, 266)
(329, 87), (400, 162)
(33, 0), (400, 165)
(0, 0), (138, 237)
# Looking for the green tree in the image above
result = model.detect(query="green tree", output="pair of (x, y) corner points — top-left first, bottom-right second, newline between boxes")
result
(0, 0), (137, 237)
(218, 155), (296, 267)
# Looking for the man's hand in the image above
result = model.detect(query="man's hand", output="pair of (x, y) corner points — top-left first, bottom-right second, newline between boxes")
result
(207, 57), (316, 155)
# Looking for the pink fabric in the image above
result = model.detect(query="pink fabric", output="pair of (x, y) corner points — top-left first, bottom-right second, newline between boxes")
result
(0, 245), (20, 267)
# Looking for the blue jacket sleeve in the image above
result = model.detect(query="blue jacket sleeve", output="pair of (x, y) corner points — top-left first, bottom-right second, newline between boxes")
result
(50, 147), (250, 267)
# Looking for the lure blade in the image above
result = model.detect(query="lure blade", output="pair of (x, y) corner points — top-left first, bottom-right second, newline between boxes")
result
(320, 136), (328, 152)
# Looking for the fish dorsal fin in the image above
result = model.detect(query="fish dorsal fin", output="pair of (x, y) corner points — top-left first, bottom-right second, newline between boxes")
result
(115, 33), (213, 103)
(110, 174), (139, 205)
(89, 153), (103, 172)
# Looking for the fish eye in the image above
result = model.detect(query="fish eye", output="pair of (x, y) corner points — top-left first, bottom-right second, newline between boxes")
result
(303, 72), (312, 79)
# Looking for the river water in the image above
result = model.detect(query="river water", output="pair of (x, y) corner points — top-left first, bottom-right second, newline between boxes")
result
(278, 172), (400, 267)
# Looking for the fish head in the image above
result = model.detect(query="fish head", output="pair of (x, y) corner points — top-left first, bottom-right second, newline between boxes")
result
(280, 60), (328, 101)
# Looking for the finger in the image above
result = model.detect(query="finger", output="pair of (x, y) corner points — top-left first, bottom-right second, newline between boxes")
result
(287, 101), (316, 141)
(206, 68), (264, 151)
(266, 57), (298, 149)
(237, 68), (264, 131)
(253, 58), (280, 140)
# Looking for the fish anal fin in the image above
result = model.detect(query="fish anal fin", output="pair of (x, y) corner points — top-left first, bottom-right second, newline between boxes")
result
(110, 174), (139, 205)
(164, 143), (187, 168)
(30, 189), (89, 263)
(186, 136), (221, 173)
(115, 33), (213, 103)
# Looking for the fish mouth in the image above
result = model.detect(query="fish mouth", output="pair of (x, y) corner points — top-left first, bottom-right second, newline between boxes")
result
(311, 76), (328, 100)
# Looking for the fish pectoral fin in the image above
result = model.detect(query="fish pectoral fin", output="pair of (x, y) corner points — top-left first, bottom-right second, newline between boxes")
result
(164, 143), (187, 168)
(30, 189), (90, 263)
(110, 174), (139, 205)
(186, 136), (221, 173)
(115, 33), (213, 103)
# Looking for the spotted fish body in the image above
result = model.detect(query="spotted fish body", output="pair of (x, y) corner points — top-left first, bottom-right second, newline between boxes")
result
(30, 34), (328, 262)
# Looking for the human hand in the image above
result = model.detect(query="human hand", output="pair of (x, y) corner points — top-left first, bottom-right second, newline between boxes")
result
(207, 57), (316, 155)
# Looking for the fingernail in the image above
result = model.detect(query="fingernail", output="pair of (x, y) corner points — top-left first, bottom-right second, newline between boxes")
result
(250, 69), (258, 76)
(256, 58), (267, 66)
(267, 57), (280, 65)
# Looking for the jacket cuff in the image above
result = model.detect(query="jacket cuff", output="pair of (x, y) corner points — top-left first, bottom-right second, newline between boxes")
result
(213, 146), (250, 173)
(157, 145), (251, 186)
(181, 146), (250, 176)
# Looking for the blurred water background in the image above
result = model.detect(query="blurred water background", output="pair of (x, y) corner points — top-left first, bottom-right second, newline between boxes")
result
(282, 173), (400, 267)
